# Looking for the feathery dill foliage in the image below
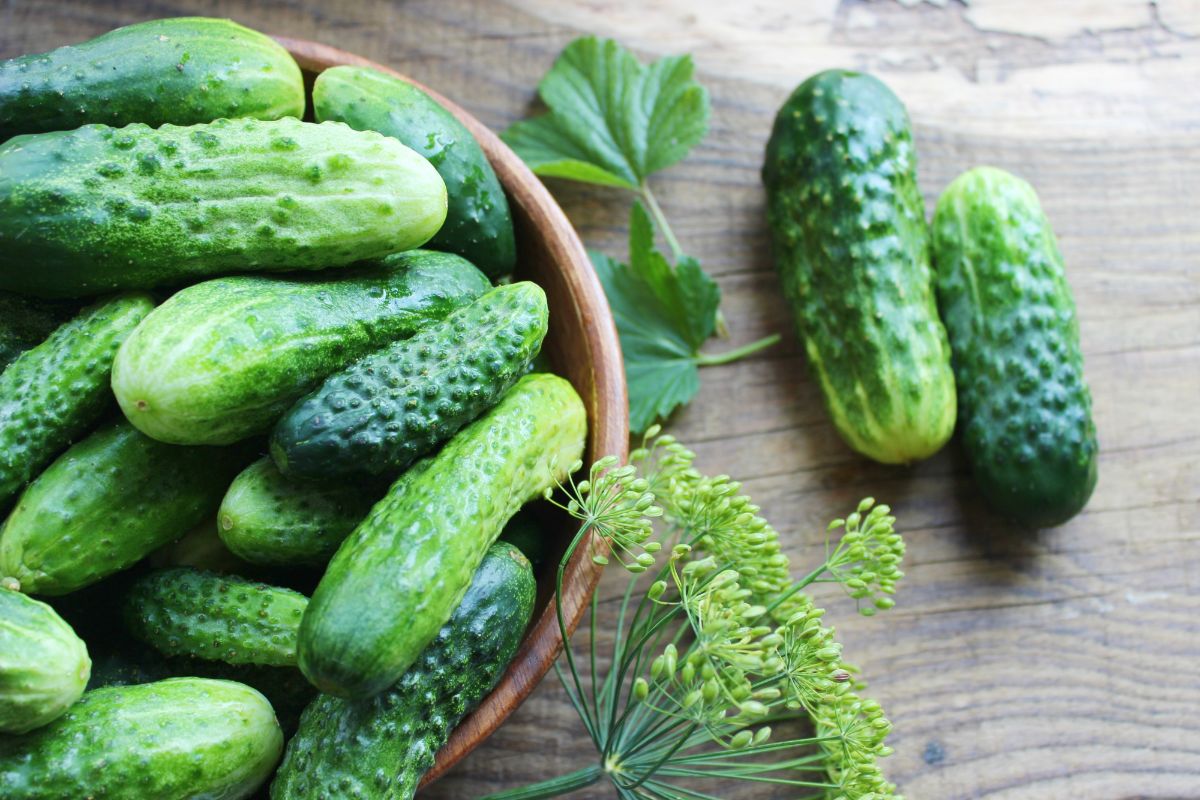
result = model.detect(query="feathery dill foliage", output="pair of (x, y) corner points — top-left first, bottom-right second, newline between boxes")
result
(483, 430), (906, 800)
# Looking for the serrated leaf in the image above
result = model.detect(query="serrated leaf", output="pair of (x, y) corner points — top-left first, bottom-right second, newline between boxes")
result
(502, 36), (710, 189)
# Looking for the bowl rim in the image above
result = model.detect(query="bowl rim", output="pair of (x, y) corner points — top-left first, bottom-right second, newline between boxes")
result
(274, 36), (630, 784)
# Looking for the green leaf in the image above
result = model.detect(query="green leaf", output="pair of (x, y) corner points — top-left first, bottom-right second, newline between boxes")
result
(502, 36), (710, 189)
(592, 205), (720, 433)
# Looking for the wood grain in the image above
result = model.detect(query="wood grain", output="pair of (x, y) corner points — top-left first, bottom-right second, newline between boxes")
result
(4, 2), (1198, 798)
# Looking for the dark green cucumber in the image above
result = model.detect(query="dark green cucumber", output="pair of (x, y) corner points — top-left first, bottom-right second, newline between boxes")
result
(932, 166), (1098, 527)
(0, 292), (77, 371)
(124, 567), (307, 667)
(0, 677), (282, 800)
(499, 506), (552, 570)
(0, 117), (447, 297)
(299, 373), (585, 699)
(0, 420), (253, 595)
(0, 587), (90, 734)
(272, 542), (536, 799)
(112, 251), (490, 445)
(271, 281), (548, 480)
(218, 458), (382, 567)
(0, 294), (153, 507)
(314, 65), (516, 279)
(762, 69), (956, 464)
(0, 17), (304, 140)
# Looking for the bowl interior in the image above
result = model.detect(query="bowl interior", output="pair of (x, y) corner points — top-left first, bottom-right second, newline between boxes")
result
(276, 37), (629, 783)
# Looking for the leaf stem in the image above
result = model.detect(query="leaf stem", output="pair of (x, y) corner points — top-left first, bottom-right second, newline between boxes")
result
(694, 334), (781, 366)
(639, 184), (684, 262)
(476, 765), (604, 800)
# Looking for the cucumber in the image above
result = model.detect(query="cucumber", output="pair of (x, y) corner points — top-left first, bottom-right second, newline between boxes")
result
(0, 587), (90, 734)
(0, 294), (153, 507)
(112, 250), (490, 445)
(219, 458), (382, 567)
(931, 167), (1098, 527)
(0, 18), (304, 140)
(314, 65), (516, 279)
(0, 677), (282, 800)
(0, 292), (77, 371)
(499, 506), (552, 570)
(272, 542), (536, 799)
(124, 567), (308, 667)
(0, 420), (252, 595)
(762, 69), (956, 464)
(271, 281), (548, 480)
(0, 117), (447, 297)
(299, 373), (585, 698)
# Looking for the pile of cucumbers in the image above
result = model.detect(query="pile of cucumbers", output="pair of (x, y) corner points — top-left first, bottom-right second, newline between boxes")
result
(764, 70), (1099, 528)
(0, 17), (586, 799)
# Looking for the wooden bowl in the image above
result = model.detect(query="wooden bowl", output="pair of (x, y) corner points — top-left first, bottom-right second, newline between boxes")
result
(275, 38), (629, 783)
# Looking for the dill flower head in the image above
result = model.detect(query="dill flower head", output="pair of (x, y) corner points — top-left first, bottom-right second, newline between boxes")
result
(826, 498), (904, 616)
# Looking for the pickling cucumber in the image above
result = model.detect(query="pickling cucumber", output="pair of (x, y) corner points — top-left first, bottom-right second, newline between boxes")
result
(0, 17), (304, 140)
(272, 542), (536, 799)
(0, 587), (90, 734)
(112, 250), (490, 445)
(271, 281), (548, 479)
(218, 458), (382, 567)
(314, 65), (517, 279)
(0, 117), (447, 297)
(0, 677), (282, 800)
(124, 568), (308, 667)
(763, 69), (956, 464)
(0, 294), (153, 507)
(931, 166), (1098, 527)
(299, 373), (586, 698)
(0, 292), (76, 371)
(0, 420), (252, 595)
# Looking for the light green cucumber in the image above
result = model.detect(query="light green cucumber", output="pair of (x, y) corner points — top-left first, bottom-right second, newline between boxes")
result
(112, 250), (490, 445)
(298, 373), (586, 698)
(218, 458), (382, 567)
(0, 677), (282, 800)
(0, 17), (304, 140)
(0, 420), (253, 595)
(0, 117), (447, 297)
(0, 587), (90, 734)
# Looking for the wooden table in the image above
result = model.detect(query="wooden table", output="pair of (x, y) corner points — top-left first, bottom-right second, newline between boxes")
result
(5, 2), (1199, 798)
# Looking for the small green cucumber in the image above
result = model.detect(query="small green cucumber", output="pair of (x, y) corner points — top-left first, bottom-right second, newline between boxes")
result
(124, 567), (307, 667)
(931, 166), (1098, 527)
(0, 420), (253, 595)
(0, 117), (447, 297)
(271, 281), (548, 480)
(0, 292), (77, 371)
(0, 587), (90, 734)
(273, 542), (535, 799)
(299, 373), (585, 698)
(218, 458), (382, 567)
(112, 250), (490, 445)
(762, 69), (956, 464)
(0, 677), (282, 800)
(0, 293), (153, 507)
(314, 65), (516, 279)
(0, 17), (304, 140)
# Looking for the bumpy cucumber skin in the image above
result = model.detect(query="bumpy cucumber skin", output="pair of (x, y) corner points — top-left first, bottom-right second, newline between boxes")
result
(932, 167), (1098, 527)
(219, 458), (382, 567)
(0, 677), (282, 800)
(314, 65), (516, 279)
(0, 292), (76, 371)
(124, 567), (308, 667)
(112, 251), (490, 445)
(272, 542), (536, 799)
(0, 588), (90, 734)
(0, 17), (304, 140)
(299, 373), (585, 699)
(272, 282), (548, 480)
(0, 420), (253, 596)
(762, 69), (956, 464)
(0, 117), (447, 297)
(0, 294), (153, 507)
